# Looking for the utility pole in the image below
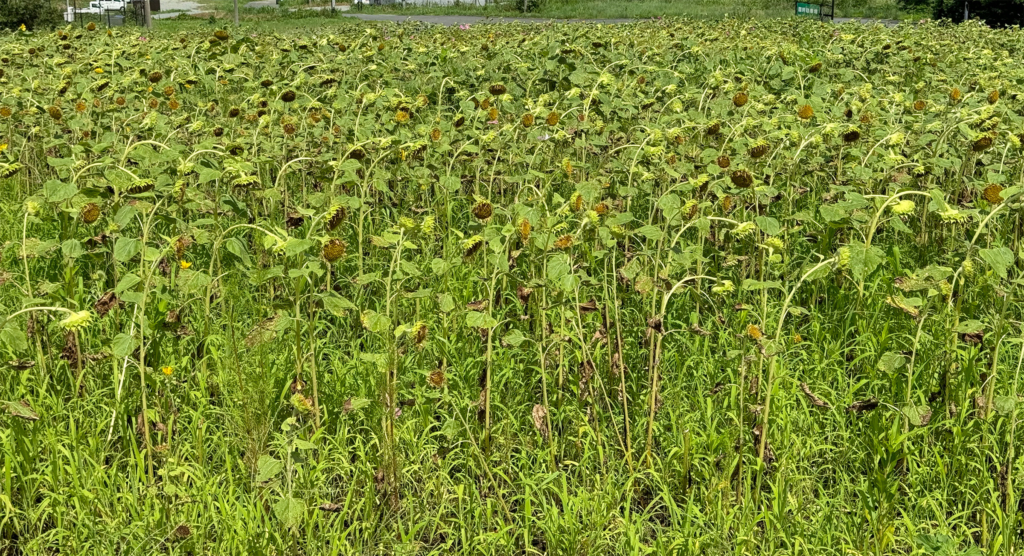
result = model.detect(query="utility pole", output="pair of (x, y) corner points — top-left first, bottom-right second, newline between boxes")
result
(143, 0), (152, 28)
(964, 0), (969, 21)
(234, 0), (239, 25)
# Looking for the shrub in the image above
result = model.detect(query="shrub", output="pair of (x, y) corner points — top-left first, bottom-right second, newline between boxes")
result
(0, 0), (62, 30)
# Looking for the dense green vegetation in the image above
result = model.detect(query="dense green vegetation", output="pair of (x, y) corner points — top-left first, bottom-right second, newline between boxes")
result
(1, 17), (1024, 555)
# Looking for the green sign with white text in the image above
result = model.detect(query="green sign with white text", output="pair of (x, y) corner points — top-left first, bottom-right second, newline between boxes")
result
(796, 2), (821, 16)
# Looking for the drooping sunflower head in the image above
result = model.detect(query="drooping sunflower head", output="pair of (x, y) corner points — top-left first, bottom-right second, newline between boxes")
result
(75, 100), (86, 113)
(80, 202), (100, 224)
(732, 91), (748, 107)
(973, 135), (993, 152)
(47, 106), (63, 121)
(281, 90), (297, 103)
(518, 218), (531, 241)
(546, 111), (560, 126)
(472, 198), (493, 220)
(913, 99), (926, 111)
(983, 183), (1004, 204)
(842, 128), (861, 143)
(488, 83), (506, 96)
(730, 169), (753, 188)
(260, 79), (273, 88)
(716, 154), (731, 169)
(228, 107), (240, 118)
(327, 204), (346, 231)
(553, 234), (574, 250)
(797, 104), (814, 120)
(807, 61), (822, 73)
(748, 140), (770, 159)
(213, 29), (230, 41)
(705, 120), (721, 135)
(323, 238), (346, 263)
(148, 71), (163, 84)
(746, 324), (762, 340)
(521, 113), (534, 127)
(430, 127), (441, 142)
(988, 89), (1000, 104)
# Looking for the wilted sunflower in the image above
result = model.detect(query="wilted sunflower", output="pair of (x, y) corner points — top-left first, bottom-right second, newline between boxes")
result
(488, 83), (506, 96)
(488, 107), (498, 121)
(973, 135), (993, 152)
(412, 322), (428, 346)
(213, 29), (230, 41)
(78, 202), (99, 224)
(0, 107), (11, 118)
(283, 123), (296, 135)
(260, 79), (273, 88)
(705, 120), (721, 135)
(480, 98), (491, 110)
(0, 162), (22, 179)
(472, 199), (493, 220)
(748, 141), (770, 159)
(913, 100), (926, 111)
(518, 218), (531, 241)
(554, 234), (574, 249)
(454, 115), (465, 128)
(988, 90), (1000, 104)
(807, 61), (822, 73)
(730, 169), (753, 188)
(75, 101), (86, 113)
(213, 127), (224, 138)
(463, 235), (484, 257)
(47, 106), (63, 121)
(521, 113), (534, 127)
(716, 155), (731, 169)
(228, 107), (240, 118)
(86, 22), (96, 31)
(128, 179), (155, 194)
(842, 128), (861, 143)
(546, 111), (560, 126)
(594, 202), (609, 215)
(427, 368), (445, 388)
(323, 239), (346, 263)
(983, 184), (1003, 204)
(430, 127), (441, 142)
(722, 195), (733, 212)
(148, 71), (163, 84)
(327, 205), (346, 231)
(746, 324), (762, 340)
(950, 87), (962, 102)
(797, 104), (814, 120)
(281, 90), (297, 103)
(168, 99), (180, 111)
(733, 92), (748, 107)
(395, 110), (410, 124)
(148, 98), (159, 110)
(115, 96), (126, 106)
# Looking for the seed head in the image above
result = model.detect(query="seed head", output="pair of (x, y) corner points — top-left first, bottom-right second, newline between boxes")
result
(47, 106), (63, 121)
(488, 83), (506, 96)
(746, 324), (762, 340)
(327, 205), (346, 231)
(521, 113), (534, 127)
(430, 127), (441, 141)
(81, 203), (100, 224)
(730, 169), (753, 188)
(213, 29), (230, 41)
(950, 87), (962, 102)
(395, 110), (410, 124)
(472, 199), (493, 220)
(553, 234), (574, 249)
(973, 135), (993, 152)
(148, 71), (163, 84)
(732, 92), (748, 107)
(913, 100), (925, 111)
(281, 90), (297, 103)
(716, 155), (731, 169)
(748, 141), (770, 159)
(323, 238), (346, 263)
(983, 184), (1003, 204)
(842, 129), (861, 143)
(518, 218), (531, 241)
(546, 111), (560, 126)
(988, 90), (1000, 104)
(797, 104), (814, 120)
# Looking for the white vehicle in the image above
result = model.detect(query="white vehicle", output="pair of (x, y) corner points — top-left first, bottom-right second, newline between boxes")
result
(64, 0), (127, 21)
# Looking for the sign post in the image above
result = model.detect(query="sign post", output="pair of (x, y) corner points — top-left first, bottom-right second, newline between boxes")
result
(795, 0), (835, 21)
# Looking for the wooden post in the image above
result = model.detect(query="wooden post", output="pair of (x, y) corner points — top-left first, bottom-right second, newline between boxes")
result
(143, 0), (152, 28)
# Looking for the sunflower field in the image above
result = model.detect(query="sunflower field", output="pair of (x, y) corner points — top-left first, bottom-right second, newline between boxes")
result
(1, 17), (1024, 555)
